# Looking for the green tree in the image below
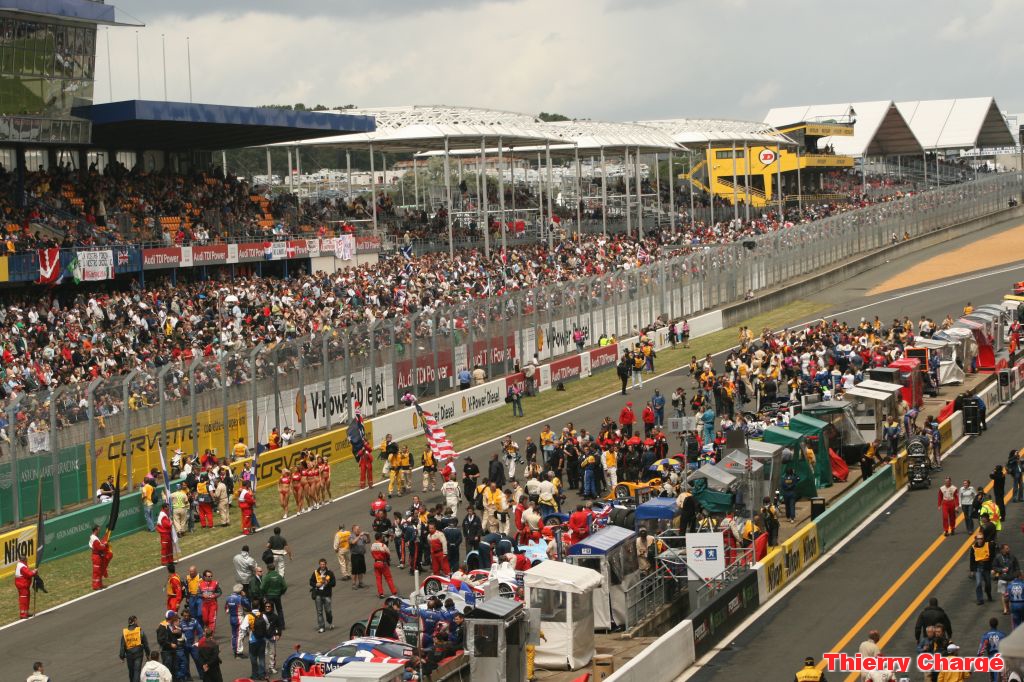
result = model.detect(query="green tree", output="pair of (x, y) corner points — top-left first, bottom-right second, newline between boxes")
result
(538, 112), (571, 122)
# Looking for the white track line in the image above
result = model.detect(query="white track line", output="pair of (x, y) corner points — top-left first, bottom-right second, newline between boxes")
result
(5, 260), (1021, 631)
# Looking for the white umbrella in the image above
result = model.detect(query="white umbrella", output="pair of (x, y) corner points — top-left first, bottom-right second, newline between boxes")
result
(223, 295), (239, 304)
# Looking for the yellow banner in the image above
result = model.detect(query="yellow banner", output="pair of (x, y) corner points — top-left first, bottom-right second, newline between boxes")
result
(781, 522), (819, 580)
(804, 123), (854, 137)
(229, 420), (372, 493)
(0, 523), (38, 578)
(759, 547), (786, 597)
(0, 256), (8, 283)
(88, 403), (249, 487)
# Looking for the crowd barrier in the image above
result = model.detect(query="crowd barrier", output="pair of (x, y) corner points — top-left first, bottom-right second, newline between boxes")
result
(0, 445), (89, 527)
(604, 619), (696, 682)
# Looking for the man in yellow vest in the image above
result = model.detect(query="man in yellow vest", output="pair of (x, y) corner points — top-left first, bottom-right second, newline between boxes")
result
(422, 447), (437, 492)
(794, 656), (826, 681)
(387, 444), (403, 498)
(333, 525), (352, 580)
(119, 614), (150, 682)
(980, 495), (1002, 532)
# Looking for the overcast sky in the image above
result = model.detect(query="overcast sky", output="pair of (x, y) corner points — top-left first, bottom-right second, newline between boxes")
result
(96, 0), (1024, 121)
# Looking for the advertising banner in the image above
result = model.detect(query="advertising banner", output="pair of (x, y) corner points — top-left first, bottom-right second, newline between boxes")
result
(193, 244), (229, 265)
(226, 243), (239, 264)
(42, 488), (147, 563)
(237, 242), (265, 261)
(589, 343), (619, 374)
(355, 235), (382, 252)
(686, 532), (727, 581)
(271, 241), (287, 260)
(371, 377), (508, 445)
(88, 403), (248, 487)
(142, 247), (181, 269)
(249, 368), (393, 445)
(548, 354), (583, 386)
(0, 524), (38, 578)
(179, 246), (194, 268)
(229, 425), (367, 492)
(0, 445), (89, 527)
(691, 570), (759, 659)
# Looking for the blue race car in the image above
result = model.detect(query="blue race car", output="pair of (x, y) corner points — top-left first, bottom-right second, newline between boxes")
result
(281, 636), (413, 679)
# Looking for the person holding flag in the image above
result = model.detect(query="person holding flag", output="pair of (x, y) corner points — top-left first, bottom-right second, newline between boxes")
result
(13, 550), (38, 619)
(238, 479), (256, 535)
(91, 468), (120, 588)
(156, 503), (175, 565)
(89, 524), (112, 590)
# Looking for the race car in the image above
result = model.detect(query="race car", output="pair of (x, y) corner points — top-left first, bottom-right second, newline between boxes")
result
(281, 636), (413, 680)
(348, 603), (425, 646)
(420, 565), (522, 601)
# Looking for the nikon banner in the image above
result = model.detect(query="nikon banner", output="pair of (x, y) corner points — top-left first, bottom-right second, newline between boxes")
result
(0, 523), (38, 578)
(230, 420), (370, 492)
(88, 403), (248, 487)
(0, 445), (89, 526)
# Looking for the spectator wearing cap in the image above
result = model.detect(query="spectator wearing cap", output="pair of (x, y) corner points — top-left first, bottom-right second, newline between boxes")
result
(155, 610), (181, 674)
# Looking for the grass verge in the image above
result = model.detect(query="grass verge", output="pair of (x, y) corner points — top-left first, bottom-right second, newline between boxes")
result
(1, 299), (824, 625)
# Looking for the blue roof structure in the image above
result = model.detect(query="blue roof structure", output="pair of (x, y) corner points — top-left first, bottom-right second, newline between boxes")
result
(71, 100), (376, 151)
(567, 525), (635, 556)
(0, 0), (121, 24)
(634, 497), (679, 521)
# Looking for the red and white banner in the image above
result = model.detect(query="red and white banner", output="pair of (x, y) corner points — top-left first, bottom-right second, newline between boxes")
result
(589, 343), (619, 373)
(142, 247), (181, 269)
(36, 248), (62, 284)
(355, 235), (382, 253)
(193, 245), (229, 265)
(548, 355), (583, 385)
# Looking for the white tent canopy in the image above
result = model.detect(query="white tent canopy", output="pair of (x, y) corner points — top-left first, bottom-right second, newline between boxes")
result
(278, 104), (568, 152)
(764, 100), (922, 157)
(637, 118), (794, 148)
(895, 97), (1015, 150)
(524, 559), (603, 593)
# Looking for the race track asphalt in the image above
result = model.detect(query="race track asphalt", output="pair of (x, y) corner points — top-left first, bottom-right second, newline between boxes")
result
(6, 211), (1024, 682)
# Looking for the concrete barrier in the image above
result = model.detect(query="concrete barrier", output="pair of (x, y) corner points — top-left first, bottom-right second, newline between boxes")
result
(815, 465), (896, 552)
(605, 619), (696, 682)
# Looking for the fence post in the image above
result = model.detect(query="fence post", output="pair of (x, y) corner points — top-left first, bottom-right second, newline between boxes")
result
(124, 370), (140, 490)
(49, 387), (62, 512)
(322, 335), (332, 432)
(7, 398), (22, 523)
(249, 343), (264, 448)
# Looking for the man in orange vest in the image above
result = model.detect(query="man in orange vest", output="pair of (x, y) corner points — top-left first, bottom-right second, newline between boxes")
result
(89, 524), (112, 590)
(166, 563), (183, 612)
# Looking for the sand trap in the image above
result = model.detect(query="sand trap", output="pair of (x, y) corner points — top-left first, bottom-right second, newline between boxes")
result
(867, 222), (1024, 295)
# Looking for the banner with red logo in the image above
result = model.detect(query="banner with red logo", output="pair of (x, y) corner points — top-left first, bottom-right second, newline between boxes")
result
(355, 235), (382, 253)
(36, 248), (62, 284)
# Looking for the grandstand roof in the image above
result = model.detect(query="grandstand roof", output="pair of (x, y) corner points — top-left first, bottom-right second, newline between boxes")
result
(281, 105), (568, 152)
(636, 118), (794, 148)
(764, 101), (922, 157)
(537, 120), (684, 153)
(0, 0), (140, 26)
(71, 99), (375, 151)
(895, 97), (1015, 150)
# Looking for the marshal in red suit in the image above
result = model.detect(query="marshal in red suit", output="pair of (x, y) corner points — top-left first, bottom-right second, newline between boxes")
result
(89, 525), (112, 590)
(156, 503), (174, 565)
(13, 555), (37, 618)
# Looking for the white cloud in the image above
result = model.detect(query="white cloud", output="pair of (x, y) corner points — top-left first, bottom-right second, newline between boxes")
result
(94, 0), (1024, 123)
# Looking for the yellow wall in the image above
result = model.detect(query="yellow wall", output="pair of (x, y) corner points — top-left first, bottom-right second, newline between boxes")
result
(228, 420), (373, 493)
(87, 403), (249, 487)
(0, 523), (37, 578)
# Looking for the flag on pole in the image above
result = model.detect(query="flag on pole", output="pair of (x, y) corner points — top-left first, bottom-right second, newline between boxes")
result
(414, 402), (457, 460)
(400, 244), (413, 261)
(105, 465), (121, 537)
(34, 475), (45, 568)
(157, 446), (181, 556)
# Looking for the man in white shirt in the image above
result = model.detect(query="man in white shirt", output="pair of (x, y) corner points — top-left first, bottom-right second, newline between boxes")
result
(140, 651), (173, 682)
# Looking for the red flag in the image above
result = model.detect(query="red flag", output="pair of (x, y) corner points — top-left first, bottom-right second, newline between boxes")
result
(754, 532), (769, 561)
(36, 248), (61, 284)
